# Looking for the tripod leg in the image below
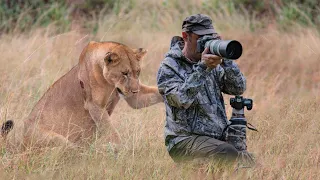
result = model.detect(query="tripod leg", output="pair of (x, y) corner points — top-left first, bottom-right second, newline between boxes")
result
(236, 150), (256, 170)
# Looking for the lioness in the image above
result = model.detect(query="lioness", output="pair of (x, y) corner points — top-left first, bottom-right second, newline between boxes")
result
(1, 41), (163, 149)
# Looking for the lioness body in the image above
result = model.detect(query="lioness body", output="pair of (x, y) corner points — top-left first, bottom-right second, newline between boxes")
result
(4, 41), (163, 149)
(25, 65), (95, 143)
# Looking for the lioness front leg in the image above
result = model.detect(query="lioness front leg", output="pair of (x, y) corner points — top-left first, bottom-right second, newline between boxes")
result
(84, 101), (120, 144)
(124, 83), (163, 109)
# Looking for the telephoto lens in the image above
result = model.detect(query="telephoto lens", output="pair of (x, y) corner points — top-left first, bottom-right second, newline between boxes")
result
(205, 40), (242, 60)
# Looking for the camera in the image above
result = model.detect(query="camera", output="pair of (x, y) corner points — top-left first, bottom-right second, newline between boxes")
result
(196, 35), (243, 60)
(230, 96), (253, 111)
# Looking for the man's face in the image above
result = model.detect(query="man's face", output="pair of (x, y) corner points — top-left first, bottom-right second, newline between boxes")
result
(183, 32), (213, 61)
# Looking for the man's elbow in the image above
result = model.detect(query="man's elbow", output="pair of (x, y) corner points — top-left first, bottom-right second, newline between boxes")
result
(236, 86), (246, 95)
(232, 76), (246, 94)
(225, 82), (246, 95)
(239, 79), (247, 94)
(233, 80), (246, 95)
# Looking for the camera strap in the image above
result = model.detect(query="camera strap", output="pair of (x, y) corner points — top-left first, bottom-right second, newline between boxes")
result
(247, 122), (258, 132)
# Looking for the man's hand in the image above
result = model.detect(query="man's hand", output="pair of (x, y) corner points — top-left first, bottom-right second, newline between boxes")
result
(201, 47), (223, 69)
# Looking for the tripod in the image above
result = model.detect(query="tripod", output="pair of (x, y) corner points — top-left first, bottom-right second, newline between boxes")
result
(226, 96), (257, 168)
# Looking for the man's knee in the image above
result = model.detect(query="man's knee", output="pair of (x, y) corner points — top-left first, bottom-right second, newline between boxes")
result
(214, 143), (238, 160)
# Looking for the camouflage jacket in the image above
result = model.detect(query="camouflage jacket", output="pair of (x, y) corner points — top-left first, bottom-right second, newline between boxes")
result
(157, 36), (246, 152)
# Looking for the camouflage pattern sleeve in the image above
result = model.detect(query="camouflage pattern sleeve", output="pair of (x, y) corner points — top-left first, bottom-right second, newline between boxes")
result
(217, 59), (246, 95)
(157, 60), (209, 109)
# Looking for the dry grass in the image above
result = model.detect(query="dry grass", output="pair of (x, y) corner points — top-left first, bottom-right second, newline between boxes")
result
(1, 2), (320, 179)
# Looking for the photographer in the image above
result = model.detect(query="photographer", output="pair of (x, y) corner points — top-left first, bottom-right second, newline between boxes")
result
(157, 14), (246, 162)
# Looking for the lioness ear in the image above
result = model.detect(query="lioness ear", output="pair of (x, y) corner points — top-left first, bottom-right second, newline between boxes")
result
(104, 52), (120, 66)
(133, 48), (147, 61)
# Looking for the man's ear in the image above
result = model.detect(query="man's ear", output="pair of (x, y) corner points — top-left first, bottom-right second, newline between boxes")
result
(182, 32), (188, 41)
(104, 52), (120, 66)
(133, 48), (147, 61)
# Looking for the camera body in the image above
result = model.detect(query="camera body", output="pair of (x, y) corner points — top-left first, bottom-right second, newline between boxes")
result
(196, 35), (243, 60)
(230, 96), (253, 111)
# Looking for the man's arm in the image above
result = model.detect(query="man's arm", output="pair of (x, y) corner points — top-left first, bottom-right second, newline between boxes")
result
(217, 59), (246, 95)
(157, 60), (209, 109)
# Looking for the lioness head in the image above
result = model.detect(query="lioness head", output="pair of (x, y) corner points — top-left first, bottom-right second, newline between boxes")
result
(84, 41), (147, 97)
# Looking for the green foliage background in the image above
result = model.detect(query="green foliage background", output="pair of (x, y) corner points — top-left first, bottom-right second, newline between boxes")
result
(1, 0), (319, 34)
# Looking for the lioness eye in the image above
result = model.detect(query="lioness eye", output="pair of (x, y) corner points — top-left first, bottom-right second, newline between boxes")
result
(122, 72), (128, 76)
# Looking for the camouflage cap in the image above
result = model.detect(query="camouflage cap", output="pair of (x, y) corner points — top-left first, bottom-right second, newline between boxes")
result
(182, 14), (217, 35)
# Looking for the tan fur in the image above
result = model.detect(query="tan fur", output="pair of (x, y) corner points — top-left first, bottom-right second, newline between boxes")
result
(5, 41), (163, 150)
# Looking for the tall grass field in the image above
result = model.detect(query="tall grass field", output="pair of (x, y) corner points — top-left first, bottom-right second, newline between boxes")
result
(0, 0), (320, 179)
